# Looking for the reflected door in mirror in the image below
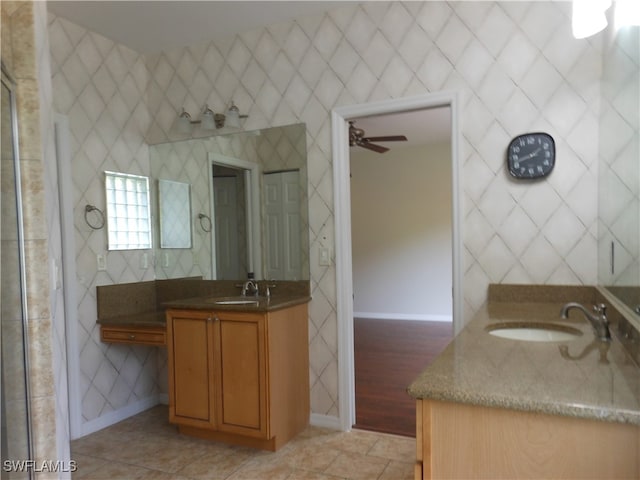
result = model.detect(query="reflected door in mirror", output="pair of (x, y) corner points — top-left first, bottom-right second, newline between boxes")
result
(264, 170), (302, 280)
(214, 175), (247, 279)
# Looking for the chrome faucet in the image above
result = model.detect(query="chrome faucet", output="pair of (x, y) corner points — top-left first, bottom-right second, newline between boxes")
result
(560, 302), (611, 342)
(240, 279), (259, 297)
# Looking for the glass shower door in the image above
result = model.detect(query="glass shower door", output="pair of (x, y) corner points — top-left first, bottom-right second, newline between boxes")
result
(1, 64), (33, 479)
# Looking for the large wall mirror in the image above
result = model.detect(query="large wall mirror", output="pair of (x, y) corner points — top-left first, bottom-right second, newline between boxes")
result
(598, 25), (639, 318)
(149, 123), (309, 281)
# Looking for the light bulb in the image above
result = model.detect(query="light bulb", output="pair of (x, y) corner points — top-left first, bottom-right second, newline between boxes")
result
(200, 105), (215, 131)
(226, 101), (241, 128)
(174, 109), (192, 134)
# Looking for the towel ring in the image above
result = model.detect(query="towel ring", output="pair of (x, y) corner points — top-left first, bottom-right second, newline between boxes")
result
(84, 204), (105, 230)
(198, 213), (212, 233)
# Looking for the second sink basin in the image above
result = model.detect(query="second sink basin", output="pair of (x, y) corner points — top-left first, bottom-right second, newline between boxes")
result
(486, 322), (583, 342)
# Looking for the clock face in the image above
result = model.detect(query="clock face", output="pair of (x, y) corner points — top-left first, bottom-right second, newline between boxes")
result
(507, 133), (555, 179)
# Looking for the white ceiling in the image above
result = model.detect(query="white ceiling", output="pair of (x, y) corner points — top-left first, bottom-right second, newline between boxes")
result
(47, 1), (350, 54)
(47, 0), (451, 147)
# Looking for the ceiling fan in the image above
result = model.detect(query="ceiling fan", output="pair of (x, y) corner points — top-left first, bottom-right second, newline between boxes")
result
(348, 121), (408, 153)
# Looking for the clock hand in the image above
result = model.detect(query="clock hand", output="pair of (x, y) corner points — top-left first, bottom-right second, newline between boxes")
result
(518, 148), (541, 162)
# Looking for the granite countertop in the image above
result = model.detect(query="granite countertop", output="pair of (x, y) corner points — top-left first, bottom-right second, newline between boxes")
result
(408, 301), (640, 425)
(98, 295), (311, 327)
(162, 294), (312, 312)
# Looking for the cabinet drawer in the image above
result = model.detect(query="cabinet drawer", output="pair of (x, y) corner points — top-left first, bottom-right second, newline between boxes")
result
(100, 325), (166, 346)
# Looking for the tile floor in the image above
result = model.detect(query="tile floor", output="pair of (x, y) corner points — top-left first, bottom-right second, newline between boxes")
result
(71, 406), (415, 479)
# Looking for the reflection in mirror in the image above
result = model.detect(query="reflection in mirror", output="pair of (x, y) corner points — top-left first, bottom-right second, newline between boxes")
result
(105, 171), (152, 250)
(264, 169), (303, 280)
(598, 25), (639, 313)
(150, 123), (309, 281)
(212, 164), (248, 279)
(209, 152), (261, 279)
(159, 179), (192, 249)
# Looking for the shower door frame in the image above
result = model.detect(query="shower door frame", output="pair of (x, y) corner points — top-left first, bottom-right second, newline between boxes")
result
(1, 60), (34, 474)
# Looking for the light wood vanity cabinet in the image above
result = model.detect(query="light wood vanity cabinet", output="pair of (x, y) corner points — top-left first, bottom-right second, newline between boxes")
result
(415, 399), (640, 480)
(166, 303), (309, 451)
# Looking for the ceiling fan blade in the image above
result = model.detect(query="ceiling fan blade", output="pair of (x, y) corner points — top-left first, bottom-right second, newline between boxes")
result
(363, 135), (408, 142)
(359, 142), (389, 153)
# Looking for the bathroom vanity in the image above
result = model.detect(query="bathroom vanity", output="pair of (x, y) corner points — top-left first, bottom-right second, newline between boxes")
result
(409, 285), (640, 479)
(164, 295), (310, 451)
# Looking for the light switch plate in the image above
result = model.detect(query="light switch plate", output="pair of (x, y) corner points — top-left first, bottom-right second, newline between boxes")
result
(97, 254), (107, 271)
(319, 247), (331, 266)
(140, 252), (148, 269)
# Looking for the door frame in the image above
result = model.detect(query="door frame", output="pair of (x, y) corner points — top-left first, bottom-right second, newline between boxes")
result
(331, 91), (463, 431)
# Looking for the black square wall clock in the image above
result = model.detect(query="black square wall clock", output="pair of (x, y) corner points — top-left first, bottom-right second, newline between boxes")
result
(507, 132), (555, 179)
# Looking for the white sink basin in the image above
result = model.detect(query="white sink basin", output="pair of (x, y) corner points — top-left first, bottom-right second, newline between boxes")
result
(204, 296), (263, 305)
(215, 299), (259, 305)
(486, 322), (582, 342)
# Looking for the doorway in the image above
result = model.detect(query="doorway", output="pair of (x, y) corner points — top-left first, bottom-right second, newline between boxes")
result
(332, 92), (463, 433)
(349, 109), (454, 436)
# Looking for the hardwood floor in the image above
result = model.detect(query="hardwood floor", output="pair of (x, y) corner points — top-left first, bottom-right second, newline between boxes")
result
(354, 318), (453, 437)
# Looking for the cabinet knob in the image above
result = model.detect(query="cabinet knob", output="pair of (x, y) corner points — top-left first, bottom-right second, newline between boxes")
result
(128, 334), (136, 339)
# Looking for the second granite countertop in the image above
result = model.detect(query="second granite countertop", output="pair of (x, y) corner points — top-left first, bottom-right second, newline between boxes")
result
(162, 294), (311, 313)
(408, 296), (640, 426)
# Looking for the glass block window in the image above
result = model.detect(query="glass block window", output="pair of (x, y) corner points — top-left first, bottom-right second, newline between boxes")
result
(105, 171), (152, 250)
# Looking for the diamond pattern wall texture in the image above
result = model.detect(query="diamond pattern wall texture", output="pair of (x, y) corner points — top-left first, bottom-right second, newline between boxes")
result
(48, 1), (611, 424)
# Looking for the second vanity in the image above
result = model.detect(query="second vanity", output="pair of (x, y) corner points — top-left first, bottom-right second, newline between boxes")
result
(96, 278), (311, 451)
(409, 285), (640, 479)
(163, 293), (310, 451)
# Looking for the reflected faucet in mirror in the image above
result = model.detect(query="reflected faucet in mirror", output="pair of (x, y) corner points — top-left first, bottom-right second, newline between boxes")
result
(559, 339), (611, 364)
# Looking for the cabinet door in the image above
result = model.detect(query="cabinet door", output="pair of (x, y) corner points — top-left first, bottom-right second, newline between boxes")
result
(168, 310), (216, 428)
(215, 311), (268, 439)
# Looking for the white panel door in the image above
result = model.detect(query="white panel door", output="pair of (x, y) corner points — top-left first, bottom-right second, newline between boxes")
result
(264, 171), (301, 280)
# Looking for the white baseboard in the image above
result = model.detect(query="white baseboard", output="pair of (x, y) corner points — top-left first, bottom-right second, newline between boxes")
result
(310, 413), (342, 431)
(354, 311), (452, 322)
(80, 395), (161, 437)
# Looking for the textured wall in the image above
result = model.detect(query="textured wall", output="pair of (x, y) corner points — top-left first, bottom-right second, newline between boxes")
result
(47, 1), (605, 422)
(47, 13), (159, 424)
(143, 1), (602, 416)
(351, 143), (452, 319)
